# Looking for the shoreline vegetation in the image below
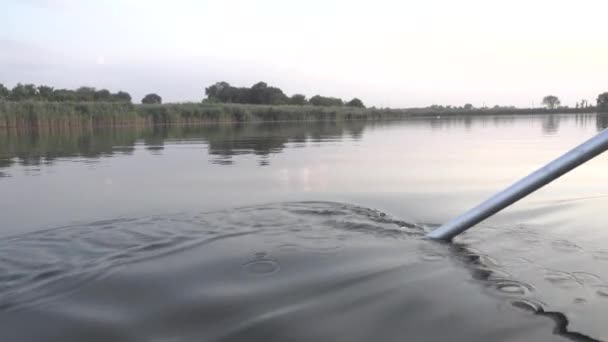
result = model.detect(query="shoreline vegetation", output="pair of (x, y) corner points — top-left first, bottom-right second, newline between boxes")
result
(1, 81), (607, 130)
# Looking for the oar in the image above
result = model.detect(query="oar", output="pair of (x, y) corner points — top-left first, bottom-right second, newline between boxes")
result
(427, 127), (608, 241)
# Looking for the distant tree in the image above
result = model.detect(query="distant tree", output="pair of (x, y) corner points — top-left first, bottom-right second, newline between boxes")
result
(598, 92), (608, 112)
(94, 89), (112, 101)
(289, 94), (307, 105)
(52, 89), (77, 102)
(142, 93), (162, 104)
(0, 83), (9, 100)
(309, 95), (344, 107)
(205, 81), (231, 102)
(113, 91), (132, 103)
(37, 85), (54, 100)
(9, 83), (38, 101)
(250, 81), (288, 105)
(76, 86), (96, 101)
(542, 95), (560, 109)
(463, 103), (474, 110)
(346, 98), (365, 108)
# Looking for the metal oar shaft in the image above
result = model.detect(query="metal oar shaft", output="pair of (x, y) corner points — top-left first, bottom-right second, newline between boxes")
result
(427, 128), (608, 241)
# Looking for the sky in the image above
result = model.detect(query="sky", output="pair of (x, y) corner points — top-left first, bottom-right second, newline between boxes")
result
(1, 0), (607, 108)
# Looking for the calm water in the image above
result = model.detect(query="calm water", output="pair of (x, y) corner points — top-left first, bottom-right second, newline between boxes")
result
(2, 113), (608, 341)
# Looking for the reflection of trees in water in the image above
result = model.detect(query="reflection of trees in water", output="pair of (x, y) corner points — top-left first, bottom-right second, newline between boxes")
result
(206, 121), (366, 165)
(574, 113), (596, 129)
(541, 115), (560, 135)
(0, 121), (368, 170)
(427, 113), (608, 135)
(5, 113), (605, 172)
(428, 115), (517, 130)
(596, 114), (608, 132)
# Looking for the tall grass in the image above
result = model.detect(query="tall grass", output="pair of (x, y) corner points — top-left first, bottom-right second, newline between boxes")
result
(0, 101), (596, 130)
(0, 101), (141, 129)
(0, 101), (411, 129)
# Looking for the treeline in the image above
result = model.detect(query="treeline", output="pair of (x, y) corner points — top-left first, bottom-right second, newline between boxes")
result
(205, 81), (365, 108)
(599, 92), (608, 113)
(0, 83), (132, 103)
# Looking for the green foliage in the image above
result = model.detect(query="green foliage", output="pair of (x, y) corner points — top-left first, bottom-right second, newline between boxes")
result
(142, 93), (162, 104)
(346, 98), (365, 108)
(0, 83), (9, 100)
(76, 87), (96, 101)
(205, 81), (288, 105)
(10, 84), (38, 101)
(310, 95), (344, 107)
(250, 82), (288, 105)
(95, 89), (112, 101)
(37, 85), (54, 99)
(464, 103), (473, 110)
(1, 83), (132, 103)
(542, 95), (560, 109)
(289, 94), (307, 105)
(204, 81), (357, 108)
(597, 92), (608, 112)
(113, 91), (132, 103)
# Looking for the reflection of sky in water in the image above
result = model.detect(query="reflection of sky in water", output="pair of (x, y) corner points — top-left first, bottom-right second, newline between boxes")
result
(2, 114), (608, 339)
(1, 114), (608, 236)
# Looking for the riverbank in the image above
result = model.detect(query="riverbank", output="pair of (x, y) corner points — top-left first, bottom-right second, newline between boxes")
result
(0, 101), (599, 129)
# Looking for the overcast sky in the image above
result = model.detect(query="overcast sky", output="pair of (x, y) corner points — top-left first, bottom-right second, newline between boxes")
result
(2, 0), (607, 107)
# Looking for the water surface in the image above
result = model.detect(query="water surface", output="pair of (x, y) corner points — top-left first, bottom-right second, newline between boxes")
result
(1, 113), (608, 341)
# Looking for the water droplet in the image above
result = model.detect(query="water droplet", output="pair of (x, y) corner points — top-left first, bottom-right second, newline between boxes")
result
(453, 235), (482, 245)
(551, 240), (582, 253)
(421, 254), (444, 262)
(573, 272), (603, 286)
(277, 243), (299, 252)
(511, 299), (543, 313)
(573, 298), (587, 305)
(475, 266), (511, 280)
(595, 286), (608, 298)
(494, 280), (534, 296)
(243, 260), (280, 275)
(592, 250), (608, 261)
(242, 253), (280, 275)
(543, 269), (578, 288)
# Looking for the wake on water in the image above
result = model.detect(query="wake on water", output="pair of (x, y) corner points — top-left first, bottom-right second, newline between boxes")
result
(0, 202), (602, 341)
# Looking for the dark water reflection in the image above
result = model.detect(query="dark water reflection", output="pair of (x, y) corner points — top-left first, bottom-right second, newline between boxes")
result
(0, 121), (367, 169)
(2, 113), (608, 341)
(1, 113), (605, 171)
